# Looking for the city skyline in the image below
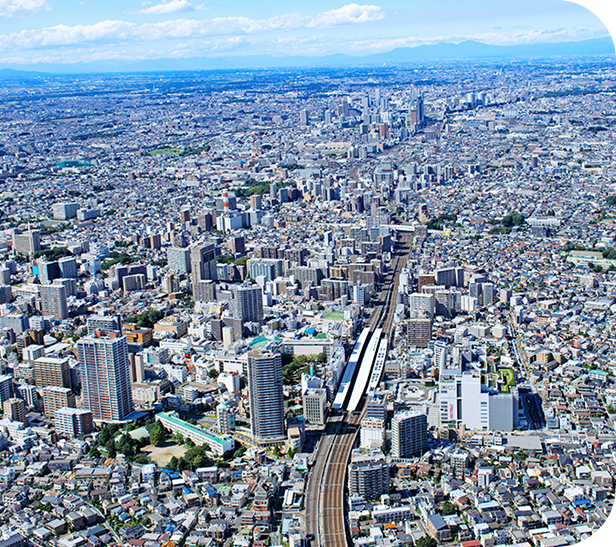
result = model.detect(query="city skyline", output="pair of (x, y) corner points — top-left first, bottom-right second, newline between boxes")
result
(0, 0), (611, 67)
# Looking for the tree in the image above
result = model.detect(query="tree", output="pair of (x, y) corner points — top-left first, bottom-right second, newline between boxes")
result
(116, 433), (134, 457)
(176, 432), (184, 445)
(441, 501), (457, 515)
(208, 368), (219, 379)
(106, 441), (117, 459)
(89, 446), (101, 459)
(150, 422), (167, 447)
(416, 537), (437, 547)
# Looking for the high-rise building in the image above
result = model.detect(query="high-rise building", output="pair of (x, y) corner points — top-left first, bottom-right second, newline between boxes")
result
(233, 285), (264, 323)
(229, 236), (245, 255)
(17, 384), (37, 408)
(3, 398), (26, 424)
(409, 293), (435, 316)
(299, 109), (309, 126)
(216, 402), (235, 434)
(0, 375), (13, 403)
(52, 202), (79, 220)
(348, 449), (390, 500)
(167, 247), (191, 273)
(406, 318), (432, 345)
(54, 407), (93, 437)
(249, 258), (283, 282)
(190, 243), (217, 282)
(391, 410), (428, 458)
(193, 280), (217, 302)
(87, 315), (122, 336)
(0, 285), (12, 304)
(12, 230), (41, 255)
(247, 350), (285, 443)
(39, 284), (68, 320)
(303, 388), (327, 424)
(43, 386), (75, 418)
(36, 259), (61, 284)
(249, 194), (262, 210)
(78, 333), (133, 422)
(33, 356), (71, 389)
(293, 266), (323, 289)
(58, 256), (78, 279)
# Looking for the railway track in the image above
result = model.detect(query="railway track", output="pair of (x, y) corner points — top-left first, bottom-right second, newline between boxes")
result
(305, 232), (412, 547)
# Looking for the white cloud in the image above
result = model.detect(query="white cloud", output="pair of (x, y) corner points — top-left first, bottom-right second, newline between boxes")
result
(132, 0), (207, 15)
(0, 4), (386, 50)
(0, 0), (48, 18)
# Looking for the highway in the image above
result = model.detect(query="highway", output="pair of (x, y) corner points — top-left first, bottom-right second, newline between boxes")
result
(305, 231), (412, 547)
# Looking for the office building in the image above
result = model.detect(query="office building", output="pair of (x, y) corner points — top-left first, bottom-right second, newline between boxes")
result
(248, 350), (285, 443)
(391, 410), (428, 458)
(39, 284), (68, 320)
(190, 243), (217, 282)
(33, 356), (71, 389)
(352, 283), (371, 306)
(303, 388), (327, 424)
(167, 247), (191, 273)
(233, 285), (264, 323)
(54, 407), (93, 437)
(43, 386), (75, 418)
(3, 398), (26, 424)
(360, 417), (385, 450)
(439, 372), (517, 431)
(78, 333), (133, 422)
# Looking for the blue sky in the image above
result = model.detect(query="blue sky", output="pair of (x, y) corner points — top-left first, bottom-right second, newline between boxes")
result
(0, 0), (610, 65)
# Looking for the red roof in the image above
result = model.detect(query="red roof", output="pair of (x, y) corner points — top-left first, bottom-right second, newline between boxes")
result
(461, 541), (481, 547)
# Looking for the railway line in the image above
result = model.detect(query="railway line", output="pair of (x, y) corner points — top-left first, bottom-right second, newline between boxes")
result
(305, 232), (412, 547)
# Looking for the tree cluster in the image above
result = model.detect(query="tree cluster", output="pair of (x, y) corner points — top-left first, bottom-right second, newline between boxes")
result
(125, 309), (165, 329)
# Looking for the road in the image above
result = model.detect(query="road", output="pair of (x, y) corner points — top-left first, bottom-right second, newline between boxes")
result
(305, 230), (411, 547)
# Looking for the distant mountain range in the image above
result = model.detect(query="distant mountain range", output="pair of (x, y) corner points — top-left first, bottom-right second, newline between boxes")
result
(0, 37), (613, 76)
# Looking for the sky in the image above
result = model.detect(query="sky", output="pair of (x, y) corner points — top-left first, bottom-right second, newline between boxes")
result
(0, 0), (611, 66)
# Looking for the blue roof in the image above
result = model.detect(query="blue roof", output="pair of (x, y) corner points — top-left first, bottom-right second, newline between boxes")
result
(183, 487), (193, 494)
(573, 499), (591, 506)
